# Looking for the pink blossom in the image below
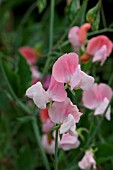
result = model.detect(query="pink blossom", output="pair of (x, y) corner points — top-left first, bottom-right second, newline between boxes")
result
(42, 134), (55, 154)
(78, 150), (96, 170)
(48, 98), (82, 135)
(52, 53), (94, 91)
(26, 76), (67, 109)
(68, 23), (91, 50)
(43, 75), (51, 90)
(82, 83), (113, 120)
(31, 66), (41, 84)
(19, 46), (37, 65)
(59, 133), (80, 151)
(40, 108), (54, 133)
(87, 35), (113, 65)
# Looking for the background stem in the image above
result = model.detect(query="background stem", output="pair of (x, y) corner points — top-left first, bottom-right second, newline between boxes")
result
(55, 129), (59, 170)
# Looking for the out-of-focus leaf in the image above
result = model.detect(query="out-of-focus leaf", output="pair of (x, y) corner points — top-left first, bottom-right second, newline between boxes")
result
(17, 116), (33, 123)
(16, 52), (32, 98)
(37, 0), (47, 13)
(65, 0), (79, 22)
(73, 0), (89, 26)
(0, 91), (12, 113)
(96, 143), (113, 164)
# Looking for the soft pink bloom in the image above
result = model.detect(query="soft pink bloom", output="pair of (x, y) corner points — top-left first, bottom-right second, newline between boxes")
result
(19, 46), (37, 65)
(48, 98), (82, 135)
(42, 134), (55, 154)
(40, 108), (54, 133)
(59, 133), (80, 151)
(83, 83), (113, 120)
(26, 76), (67, 109)
(52, 53), (94, 91)
(78, 151), (96, 170)
(68, 23), (91, 50)
(87, 35), (113, 65)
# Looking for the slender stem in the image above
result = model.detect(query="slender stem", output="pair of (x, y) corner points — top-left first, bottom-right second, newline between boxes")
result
(32, 116), (51, 170)
(54, 129), (59, 170)
(49, 0), (55, 52)
(101, 3), (107, 28)
(88, 28), (113, 37)
(0, 58), (50, 170)
(42, 0), (55, 78)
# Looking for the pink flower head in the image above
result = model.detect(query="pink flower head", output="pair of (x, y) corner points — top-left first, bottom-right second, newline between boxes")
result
(68, 23), (91, 50)
(83, 83), (113, 120)
(48, 98), (82, 135)
(78, 150), (96, 170)
(52, 53), (94, 91)
(19, 46), (37, 65)
(42, 134), (55, 154)
(26, 76), (67, 109)
(40, 108), (54, 133)
(58, 133), (80, 151)
(87, 35), (113, 65)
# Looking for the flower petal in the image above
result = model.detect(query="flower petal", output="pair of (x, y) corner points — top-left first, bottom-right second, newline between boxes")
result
(52, 53), (79, 83)
(47, 76), (67, 102)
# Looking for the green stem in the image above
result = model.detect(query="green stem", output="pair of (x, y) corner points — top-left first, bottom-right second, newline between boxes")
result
(0, 58), (50, 170)
(49, 0), (55, 52)
(32, 116), (51, 170)
(88, 28), (113, 37)
(55, 129), (59, 170)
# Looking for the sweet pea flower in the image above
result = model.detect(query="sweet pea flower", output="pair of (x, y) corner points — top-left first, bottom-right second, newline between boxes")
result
(48, 98), (82, 135)
(52, 53), (94, 91)
(78, 150), (96, 170)
(26, 76), (67, 109)
(19, 46), (37, 65)
(68, 23), (91, 50)
(58, 133), (80, 151)
(31, 66), (41, 84)
(42, 134), (55, 154)
(82, 83), (113, 120)
(40, 108), (54, 133)
(87, 35), (113, 65)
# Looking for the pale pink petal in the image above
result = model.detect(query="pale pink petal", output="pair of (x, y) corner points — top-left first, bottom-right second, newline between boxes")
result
(94, 97), (111, 120)
(48, 98), (82, 124)
(78, 151), (96, 170)
(59, 133), (80, 151)
(52, 53), (79, 83)
(42, 119), (55, 133)
(42, 135), (55, 154)
(70, 65), (82, 90)
(98, 83), (113, 102)
(92, 45), (108, 65)
(26, 82), (48, 109)
(31, 66), (41, 84)
(68, 27), (81, 50)
(105, 106), (111, 121)
(80, 71), (94, 91)
(87, 35), (113, 56)
(60, 114), (76, 135)
(47, 76), (67, 102)
(82, 84), (99, 109)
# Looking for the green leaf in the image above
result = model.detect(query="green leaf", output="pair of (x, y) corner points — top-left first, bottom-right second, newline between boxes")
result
(37, 0), (47, 13)
(16, 52), (32, 98)
(96, 143), (113, 164)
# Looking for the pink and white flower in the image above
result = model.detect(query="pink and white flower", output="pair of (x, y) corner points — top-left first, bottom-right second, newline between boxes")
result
(87, 35), (113, 65)
(82, 83), (113, 120)
(40, 108), (54, 133)
(48, 98), (82, 135)
(26, 76), (67, 109)
(78, 150), (96, 170)
(68, 23), (91, 50)
(52, 53), (94, 91)
(42, 134), (55, 154)
(59, 133), (80, 151)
